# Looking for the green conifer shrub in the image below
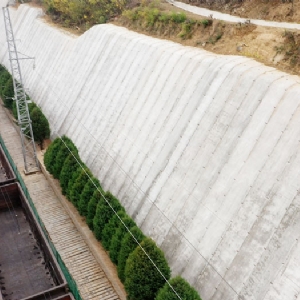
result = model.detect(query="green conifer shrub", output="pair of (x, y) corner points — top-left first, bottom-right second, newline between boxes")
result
(86, 189), (104, 230)
(93, 191), (124, 241)
(30, 106), (51, 148)
(109, 215), (136, 264)
(125, 238), (171, 300)
(101, 210), (127, 251)
(53, 136), (78, 179)
(0, 68), (10, 99)
(155, 276), (202, 300)
(69, 167), (92, 208)
(117, 226), (145, 283)
(44, 138), (63, 175)
(59, 152), (81, 195)
(78, 177), (102, 217)
(3, 77), (14, 109)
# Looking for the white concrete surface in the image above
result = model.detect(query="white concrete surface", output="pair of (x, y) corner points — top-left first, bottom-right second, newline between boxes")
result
(1, 3), (300, 300)
(166, 0), (300, 30)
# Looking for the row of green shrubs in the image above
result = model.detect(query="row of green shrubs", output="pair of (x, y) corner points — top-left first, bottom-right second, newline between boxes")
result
(44, 136), (201, 300)
(0, 64), (50, 148)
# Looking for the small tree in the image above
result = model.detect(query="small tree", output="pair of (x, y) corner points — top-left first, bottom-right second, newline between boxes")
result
(3, 77), (14, 109)
(69, 167), (92, 208)
(155, 276), (202, 300)
(66, 165), (82, 199)
(44, 138), (63, 175)
(93, 191), (124, 241)
(53, 136), (78, 179)
(78, 177), (102, 217)
(125, 238), (171, 300)
(87, 189), (103, 230)
(108, 215), (136, 263)
(30, 106), (50, 149)
(0, 69), (10, 99)
(101, 210), (127, 251)
(59, 153), (81, 195)
(117, 226), (145, 283)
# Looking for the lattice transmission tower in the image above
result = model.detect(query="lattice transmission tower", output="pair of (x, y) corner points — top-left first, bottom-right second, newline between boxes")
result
(2, 4), (40, 173)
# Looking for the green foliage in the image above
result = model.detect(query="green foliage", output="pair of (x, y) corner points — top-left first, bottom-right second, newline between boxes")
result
(201, 19), (212, 28)
(87, 189), (103, 230)
(3, 77), (14, 109)
(121, 6), (212, 41)
(0, 68), (11, 100)
(44, 138), (64, 175)
(144, 7), (160, 26)
(125, 238), (171, 300)
(117, 226), (145, 283)
(43, 0), (125, 29)
(59, 152), (80, 195)
(158, 12), (170, 22)
(155, 276), (201, 300)
(66, 165), (82, 199)
(53, 136), (78, 179)
(69, 167), (92, 207)
(30, 106), (51, 146)
(178, 22), (192, 39)
(122, 9), (138, 21)
(101, 210), (126, 251)
(12, 100), (18, 120)
(109, 215), (136, 264)
(93, 191), (124, 241)
(170, 11), (186, 23)
(78, 177), (102, 217)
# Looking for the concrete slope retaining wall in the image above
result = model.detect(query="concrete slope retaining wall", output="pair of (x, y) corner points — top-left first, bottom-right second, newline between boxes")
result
(1, 3), (300, 300)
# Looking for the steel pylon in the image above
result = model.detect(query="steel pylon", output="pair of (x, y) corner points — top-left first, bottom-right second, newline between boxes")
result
(2, 6), (40, 173)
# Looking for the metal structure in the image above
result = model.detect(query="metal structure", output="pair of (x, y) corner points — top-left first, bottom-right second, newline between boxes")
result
(2, 5), (39, 173)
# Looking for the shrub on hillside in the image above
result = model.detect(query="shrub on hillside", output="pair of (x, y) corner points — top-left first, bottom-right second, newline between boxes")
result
(78, 177), (102, 217)
(125, 237), (171, 300)
(101, 210), (127, 251)
(43, 0), (122, 29)
(117, 226), (145, 283)
(69, 167), (92, 208)
(59, 152), (81, 195)
(155, 276), (202, 300)
(109, 214), (136, 264)
(93, 191), (124, 241)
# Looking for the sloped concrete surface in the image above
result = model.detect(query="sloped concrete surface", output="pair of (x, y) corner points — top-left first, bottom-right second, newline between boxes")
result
(1, 3), (300, 299)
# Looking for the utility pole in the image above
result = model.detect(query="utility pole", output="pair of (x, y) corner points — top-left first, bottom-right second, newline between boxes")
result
(2, 5), (40, 173)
